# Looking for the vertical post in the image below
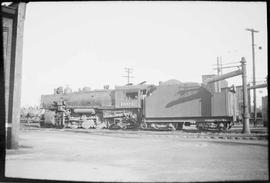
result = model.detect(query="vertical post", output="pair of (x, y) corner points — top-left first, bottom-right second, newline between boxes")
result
(241, 57), (250, 134)
(246, 28), (259, 124)
(216, 57), (221, 92)
(62, 112), (65, 127)
(247, 84), (251, 115)
(3, 3), (26, 149)
(11, 3), (26, 148)
(2, 7), (15, 149)
(251, 31), (257, 124)
(220, 56), (223, 75)
(127, 70), (130, 84)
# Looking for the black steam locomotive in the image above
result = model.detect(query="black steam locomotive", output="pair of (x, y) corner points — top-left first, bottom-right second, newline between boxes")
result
(40, 80), (238, 131)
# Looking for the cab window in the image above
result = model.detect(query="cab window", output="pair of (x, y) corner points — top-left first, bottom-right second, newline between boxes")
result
(142, 89), (146, 95)
(126, 92), (138, 100)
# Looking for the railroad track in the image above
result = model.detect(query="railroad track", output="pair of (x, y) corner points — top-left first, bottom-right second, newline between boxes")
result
(20, 125), (268, 141)
(62, 128), (268, 141)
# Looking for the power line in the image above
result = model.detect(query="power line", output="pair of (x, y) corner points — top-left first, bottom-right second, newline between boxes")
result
(212, 61), (240, 66)
(221, 61), (241, 66)
(213, 65), (240, 70)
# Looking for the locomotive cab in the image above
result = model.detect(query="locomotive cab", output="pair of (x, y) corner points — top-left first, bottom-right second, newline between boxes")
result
(114, 84), (153, 109)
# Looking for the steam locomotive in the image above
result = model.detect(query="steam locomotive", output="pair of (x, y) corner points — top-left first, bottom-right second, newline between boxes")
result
(40, 79), (238, 131)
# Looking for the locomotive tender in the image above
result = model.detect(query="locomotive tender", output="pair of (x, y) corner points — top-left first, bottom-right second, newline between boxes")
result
(40, 79), (238, 130)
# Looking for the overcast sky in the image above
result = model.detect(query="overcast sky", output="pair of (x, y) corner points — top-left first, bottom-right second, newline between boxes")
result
(21, 1), (267, 107)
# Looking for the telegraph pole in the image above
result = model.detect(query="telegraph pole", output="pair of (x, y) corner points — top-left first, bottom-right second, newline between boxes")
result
(123, 68), (134, 84)
(246, 28), (259, 124)
(219, 56), (223, 75)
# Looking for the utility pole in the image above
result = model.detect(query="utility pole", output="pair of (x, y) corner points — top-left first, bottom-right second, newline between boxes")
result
(247, 83), (251, 116)
(215, 56), (224, 92)
(216, 57), (221, 92)
(219, 56), (223, 75)
(123, 68), (134, 84)
(246, 28), (259, 124)
(241, 57), (250, 134)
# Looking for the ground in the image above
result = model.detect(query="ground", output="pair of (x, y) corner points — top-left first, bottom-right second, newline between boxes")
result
(5, 127), (269, 182)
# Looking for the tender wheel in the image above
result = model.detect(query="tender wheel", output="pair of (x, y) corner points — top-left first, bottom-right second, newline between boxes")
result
(218, 122), (228, 132)
(228, 121), (234, 129)
(196, 123), (203, 131)
(140, 121), (147, 129)
(168, 123), (176, 131)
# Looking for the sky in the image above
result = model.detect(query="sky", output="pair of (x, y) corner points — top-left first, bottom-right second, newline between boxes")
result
(21, 1), (267, 107)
